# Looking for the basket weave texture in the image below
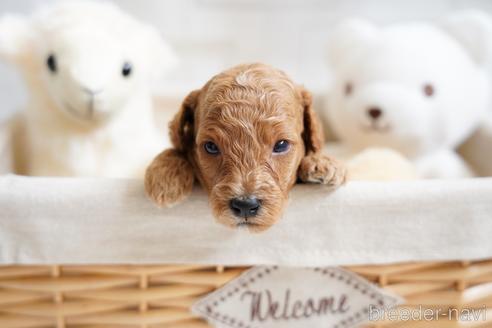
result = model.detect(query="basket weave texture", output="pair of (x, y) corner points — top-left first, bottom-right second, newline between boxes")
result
(0, 260), (491, 328)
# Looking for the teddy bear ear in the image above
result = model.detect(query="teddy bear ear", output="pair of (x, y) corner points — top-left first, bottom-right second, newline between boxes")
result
(0, 14), (34, 63)
(440, 10), (492, 68)
(327, 18), (379, 69)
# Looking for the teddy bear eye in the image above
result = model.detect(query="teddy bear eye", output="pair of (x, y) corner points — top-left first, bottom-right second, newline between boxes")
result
(344, 82), (353, 96)
(204, 141), (220, 155)
(273, 140), (290, 153)
(423, 84), (435, 97)
(46, 54), (57, 73)
(122, 62), (132, 77)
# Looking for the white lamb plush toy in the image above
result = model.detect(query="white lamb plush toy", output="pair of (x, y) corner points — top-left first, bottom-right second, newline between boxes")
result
(324, 11), (492, 178)
(0, 1), (177, 177)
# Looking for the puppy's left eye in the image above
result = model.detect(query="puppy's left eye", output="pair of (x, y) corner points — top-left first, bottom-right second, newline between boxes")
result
(122, 62), (132, 77)
(204, 141), (220, 155)
(273, 140), (290, 153)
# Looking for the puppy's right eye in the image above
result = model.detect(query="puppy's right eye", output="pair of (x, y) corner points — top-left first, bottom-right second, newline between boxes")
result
(204, 141), (220, 155)
(46, 54), (57, 73)
(273, 140), (290, 153)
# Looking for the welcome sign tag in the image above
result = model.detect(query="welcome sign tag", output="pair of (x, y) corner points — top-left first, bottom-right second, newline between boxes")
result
(192, 266), (402, 328)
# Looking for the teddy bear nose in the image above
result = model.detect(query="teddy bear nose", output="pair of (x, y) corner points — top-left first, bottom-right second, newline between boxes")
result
(230, 197), (261, 218)
(367, 107), (383, 120)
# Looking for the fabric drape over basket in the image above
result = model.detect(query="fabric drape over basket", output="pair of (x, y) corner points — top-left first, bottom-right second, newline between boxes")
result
(1, 175), (491, 266)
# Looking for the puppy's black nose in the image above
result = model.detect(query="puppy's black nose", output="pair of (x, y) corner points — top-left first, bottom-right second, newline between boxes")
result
(367, 107), (383, 120)
(230, 197), (260, 218)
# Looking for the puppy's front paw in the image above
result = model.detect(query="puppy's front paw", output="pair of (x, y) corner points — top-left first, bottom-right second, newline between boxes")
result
(298, 153), (346, 187)
(144, 149), (195, 207)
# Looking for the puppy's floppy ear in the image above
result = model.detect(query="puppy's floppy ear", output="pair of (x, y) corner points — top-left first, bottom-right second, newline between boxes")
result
(300, 87), (324, 154)
(169, 90), (200, 152)
(298, 87), (346, 186)
(145, 90), (200, 207)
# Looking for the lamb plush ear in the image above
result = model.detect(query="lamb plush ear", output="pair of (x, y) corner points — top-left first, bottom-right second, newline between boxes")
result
(0, 14), (34, 63)
(440, 10), (492, 67)
(328, 18), (378, 69)
(143, 26), (178, 80)
(144, 90), (199, 207)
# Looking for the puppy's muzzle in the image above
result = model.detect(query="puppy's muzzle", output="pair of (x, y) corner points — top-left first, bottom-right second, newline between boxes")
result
(229, 196), (261, 219)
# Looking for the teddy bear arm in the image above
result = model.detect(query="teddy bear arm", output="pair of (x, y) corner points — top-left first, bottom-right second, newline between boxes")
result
(415, 150), (475, 179)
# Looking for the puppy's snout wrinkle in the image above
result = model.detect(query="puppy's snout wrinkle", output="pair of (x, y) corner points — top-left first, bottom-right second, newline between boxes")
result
(229, 196), (261, 218)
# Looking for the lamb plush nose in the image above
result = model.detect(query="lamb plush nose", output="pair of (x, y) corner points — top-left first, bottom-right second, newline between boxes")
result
(367, 107), (382, 120)
(230, 197), (260, 218)
(82, 87), (103, 96)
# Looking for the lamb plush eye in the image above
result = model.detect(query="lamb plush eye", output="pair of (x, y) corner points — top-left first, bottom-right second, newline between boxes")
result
(46, 54), (57, 73)
(344, 82), (353, 96)
(204, 141), (220, 155)
(423, 84), (435, 97)
(273, 140), (290, 153)
(122, 62), (132, 77)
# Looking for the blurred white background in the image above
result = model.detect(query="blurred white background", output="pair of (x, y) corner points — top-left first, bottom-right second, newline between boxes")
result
(1, 0), (492, 121)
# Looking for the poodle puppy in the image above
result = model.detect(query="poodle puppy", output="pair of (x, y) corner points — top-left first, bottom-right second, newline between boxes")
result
(146, 63), (345, 232)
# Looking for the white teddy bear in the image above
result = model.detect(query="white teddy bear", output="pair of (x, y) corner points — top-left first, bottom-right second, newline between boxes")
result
(324, 11), (492, 179)
(0, 1), (177, 177)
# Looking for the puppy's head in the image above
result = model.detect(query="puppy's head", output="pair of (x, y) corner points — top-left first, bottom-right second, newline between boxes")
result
(146, 63), (328, 232)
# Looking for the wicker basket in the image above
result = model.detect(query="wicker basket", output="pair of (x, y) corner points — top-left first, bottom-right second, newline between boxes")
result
(0, 260), (491, 328)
